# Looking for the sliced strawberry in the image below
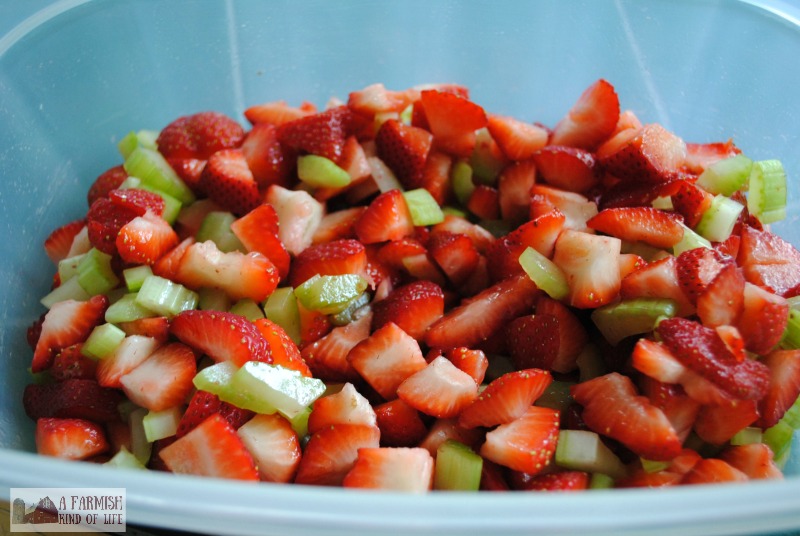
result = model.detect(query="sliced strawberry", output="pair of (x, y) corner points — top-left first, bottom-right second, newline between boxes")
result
(174, 240), (279, 302)
(157, 111), (245, 160)
(240, 122), (294, 189)
(95, 335), (161, 388)
(277, 105), (352, 164)
(343, 447), (434, 492)
(119, 342), (197, 412)
(374, 398), (429, 447)
(497, 159), (537, 225)
(671, 181), (714, 228)
(153, 236), (195, 280)
(376, 237), (427, 274)
(86, 197), (140, 255)
(311, 207), (367, 245)
(549, 79), (620, 150)
(480, 406), (560, 474)
(552, 229), (621, 309)
(587, 207), (684, 249)
(235, 413), (301, 483)
(597, 173), (688, 210)
(36, 417), (109, 460)
(170, 309), (272, 366)
(229, 203), (291, 280)
(675, 247), (731, 305)
(23, 378), (123, 422)
(533, 296), (589, 373)
(87, 165), (128, 206)
(159, 414), (259, 480)
(696, 263), (745, 328)
(571, 372), (682, 461)
(374, 119), (433, 189)
(466, 184), (500, 221)
(680, 458), (748, 485)
(32, 295), (108, 372)
(252, 318), (311, 377)
(532, 145), (598, 193)
(294, 423), (380, 486)
(417, 418), (485, 457)
(427, 231), (480, 288)
(656, 317), (770, 400)
(693, 399), (758, 445)
(354, 189), (415, 244)
(620, 256), (695, 317)
(348, 83), (416, 116)
(117, 316), (170, 343)
(458, 369), (552, 429)
(445, 347), (489, 385)
(307, 382), (377, 435)
(44, 219), (86, 264)
(49, 343), (97, 382)
(301, 311), (372, 382)
(480, 460), (512, 491)
(529, 184), (598, 232)
(167, 157), (206, 194)
(638, 377), (700, 443)
(419, 89), (488, 157)
(371, 280), (444, 341)
(758, 349), (800, 429)
(520, 470), (590, 492)
(719, 443), (783, 480)
(244, 100), (315, 126)
(599, 123), (687, 183)
(736, 282), (789, 355)
(506, 314), (559, 372)
(199, 148), (262, 216)
(396, 356), (479, 419)
(486, 114), (548, 161)
(176, 390), (254, 438)
(737, 224), (800, 297)
(116, 211), (179, 265)
(108, 188), (165, 217)
(347, 321), (427, 401)
(683, 139), (741, 174)
(289, 238), (367, 288)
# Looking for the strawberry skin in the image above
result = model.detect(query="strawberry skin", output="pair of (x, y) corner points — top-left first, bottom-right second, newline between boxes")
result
(549, 79), (620, 150)
(277, 105), (352, 164)
(599, 123), (687, 183)
(157, 111), (245, 160)
(354, 189), (415, 244)
(87, 165), (128, 206)
(587, 207), (684, 249)
(36, 417), (109, 460)
(294, 423), (380, 486)
(229, 203), (291, 280)
(176, 390), (254, 438)
(758, 349), (800, 428)
(676, 247), (732, 305)
(23, 379), (123, 423)
(375, 119), (433, 189)
(693, 399), (759, 445)
(532, 145), (598, 194)
(458, 369), (552, 429)
(44, 219), (85, 264)
(480, 406), (560, 474)
(301, 311), (371, 383)
(49, 343), (97, 382)
(240, 122), (294, 188)
(86, 197), (140, 255)
(374, 398), (429, 447)
(419, 89), (488, 157)
(253, 318), (311, 377)
(116, 211), (179, 265)
(199, 148), (262, 215)
(371, 280), (445, 341)
(119, 342), (198, 412)
(720, 443), (783, 480)
(170, 309), (272, 366)
(343, 447), (434, 492)
(737, 282), (789, 355)
(737, 224), (800, 297)
(520, 470), (590, 492)
(108, 188), (166, 217)
(289, 238), (367, 288)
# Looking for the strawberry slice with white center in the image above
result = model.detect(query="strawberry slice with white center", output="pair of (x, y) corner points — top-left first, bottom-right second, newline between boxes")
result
(419, 89), (488, 157)
(431, 214), (495, 254)
(571, 372), (682, 461)
(264, 184), (324, 256)
(396, 356), (479, 419)
(445, 347), (488, 385)
(116, 210), (179, 265)
(199, 148), (262, 216)
(159, 413), (259, 481)
(758, 349), (800, 429)
(427, 231), (480, 288)
(240, 122), (294, 189)
(638, 377), (700, 443)
(371, 280), (444, 341)
(374, 398), (429, 447)
(347, 83), (416, 116)
(294, 423), (381, 486)
(157, 111), (245, 160)
(252, 318), (311, 377)
(675, 247), (732, 305)
(119, 342), (197, 412)
(486, 114), (548, 161)
(425, 273), (541, 350)
(497, 159), (537, 225)
(552, 229), (621, 309)
(535, 296), (589, 373)
(466, 184), (500, 221)
(719, 443), (783, 480)
(244, 99), (315, 126)
(696, 262), (745, 328)
(736, 282), (789, 355)
(549, 78), (620, 150)
(44, 219), (86, 264)
(458, 369), (552, 429)
(170, 309), (272, 366)
(236, 413), (302, 483)
(23, 378), (123, 423)
(587, 207), (684, 249)
(671, 181), (714, 228)
(480, 405), (560, 474)
(599, 123), (687, 183)
(96, 334), (161, 388)
(529, 184), (598, 232)
(347, 321), (427, 401)
(174, 240), (279, 302)
(229, 203), (291, 280)
(277, 105), (352, 164)
(36, 417), (109, 460)
(680, 458), (748, 485)
(301, 310), (372, 382)
(737, 224), (800, 297)
(289, 238), (367, 288)
(343, 447), (434, 492)
(307, 382), (377, 434)
(375, 119), (433, 189)
(354, 189), (415, 244)
(531, 145), (598, 193)
(311, 207), (367, 245)
(32, 295), (108, 372)
(620, 255), (695, 317)
(683, 139), (741, 174)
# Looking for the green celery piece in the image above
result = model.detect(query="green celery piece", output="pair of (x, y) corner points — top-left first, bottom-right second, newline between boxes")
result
(196, 211), (245, 253)
(118, 129), (159, 160)
(589, 473), (615, 490)
(591, 298), (677, 346)
(81, 323), (126, 360)
(104, 446), (147, 470)
(123, 265), (154, 292)
(694, 194), (744, 243)
(198, 287), (233, 312)
(297, 154), (352, 188)
(105, 293), (156, 324)
(696, 153), (752, 196)
(403, 188), (445, 226)
(555, 429), (628, 480)
(672, 223), (712, 256)
(58, 253), (86, 283)
(264, 287), (302, 344)
(124, 146), (195, 204)
(193, 361), (242, 401)
(230, 362), (326, 418)
(285, 405), (312, 438)
(229, 298), (266, 322)
(451, 160), (475, 205)
(330, 292), (371, 326)
(763, 392), (800, 460)
(748, 159), (787, 224)
(780, 309), (800, 350)
(535, 380), (575, 413)
(137, 185), (182, 225)
(294, 274), (369, 315)
(518, 246), (569, 300)
(77, 248), (120, 296)
(135, 275), (198, 317)
(730, 426), (763, 446)
(142, 406), (182, 442)
(640, 458), (670, 474)
(434, 439), (483, 491)
(469, 127), (505, 185)
(40, 276), (91, 309)
(129, 407), (152, 465)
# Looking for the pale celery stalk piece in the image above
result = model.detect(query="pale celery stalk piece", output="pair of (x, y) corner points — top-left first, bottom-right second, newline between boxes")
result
(123, 265), (154, 292)
(58, 253), (86, 282)
(695, 194), (744, 243)
(135, 275), (198, 317)
(229, 298), (266, 322)
(469, 127), (505, 185)
(196, 211), (245, 253)
(286, 405), (312, 438)
(118, 129), (159, 160)
(40, 276), (91, 309)
(591, 298), (677, 346)
(451, 159), (475, 205)
(104, 446), (147, 470)
(403, 188), (445, 226)
(367, 156), (404, 193)
(193, 361), (242, 401)
(534, 380), (575, 413)
(264, 286), (302, 344)
(142, 406), (183, 442)
(640, 458), (670, 474)
(748, 159), (787, 224)
(124, 146), (195, 204)
(589, 473), (615, 490)
(730, 427), (763, 446)
(763, 393), (800, 461)
(105, 293), (156, 324)
(198, 287), (233, 312)
(294, 274), (369, 315)
(696, 153), (753, 196)
(81, 323), (126, 360)
(555, 429), (628, 480)
(230, 362), (326, 418)
(129, 407), (152, 465)
(518, 246), (569, 300)
(433, 439), (483, 491)
(330, 292), (370, 326)
(780, 309), (800, 350)
(297, 154), (352, 188)
(672, 223), (712, 256)
(119, 176), (182, 225)
(77, 248), (120, 296)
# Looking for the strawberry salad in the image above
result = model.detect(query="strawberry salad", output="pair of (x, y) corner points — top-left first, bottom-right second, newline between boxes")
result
(23, 79), (800, 491)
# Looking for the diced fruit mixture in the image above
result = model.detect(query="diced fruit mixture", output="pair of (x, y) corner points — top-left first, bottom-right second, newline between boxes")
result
(25, 79), (800, 492)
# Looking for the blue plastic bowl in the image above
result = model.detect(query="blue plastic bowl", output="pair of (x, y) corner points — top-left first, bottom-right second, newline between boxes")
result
(2, 1), (800, 534)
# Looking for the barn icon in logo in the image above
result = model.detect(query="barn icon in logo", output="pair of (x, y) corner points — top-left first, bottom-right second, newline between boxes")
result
(12, 495), (59, 525)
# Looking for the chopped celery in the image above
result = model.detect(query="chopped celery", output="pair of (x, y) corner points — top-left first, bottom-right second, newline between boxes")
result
(534, 380), (575, 413)
(58, 253), (86, 283)
(81, 323), (126, 360)
(297, 154), (352, 188)
(77, 248), (120, 296)
(451, 160), (475, 205)
(294, 274), (368, 315)
(434, 440), (483, 491)
(105, 292), (156, 323)
(640, 458), (670, 473)
(780, 309), (800, 350)
(695, 195), (744, 243)
(104, 446), (147, 470)
(763, 392), (800, 460)
(229, 298), (265, 322)
(123, 265), (154, 292)
(118, 129), (159, 160)
(135, 275), (198, 317)
(591, 298), (677, 346)
(330, 292), (371, 326)
(40, 276), (91, 308)
(124, 146), (195, 204)
(650, 195), (674, 210)
(555, 429), (628, 480)
(469, 127), (505, 185)
(403, 188), (445, 226)
(129, 407), (152, 465)
(518, 246), (569, 300)
(748, 159), (787, 224)
(142, 406), (182, 442)
(230, 362), (326, 418)
(286, 405), (312, 438)
(367, 156), (404, 193)
(442, 205), (469, 219)
(196, 211), (245, 253)
(134, 184), (182, 225)
(589, 473), (615, 489)
(696, 154), (753, 196)
(672, 223), (712, 256)
(730, 426), (763, 446)
(264, 287), (302, 344)
(198, 287), (232, 312)
(193, 361), (242, 401)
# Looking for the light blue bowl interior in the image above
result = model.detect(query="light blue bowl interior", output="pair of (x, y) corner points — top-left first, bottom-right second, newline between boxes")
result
(2, 0), (800, 529)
